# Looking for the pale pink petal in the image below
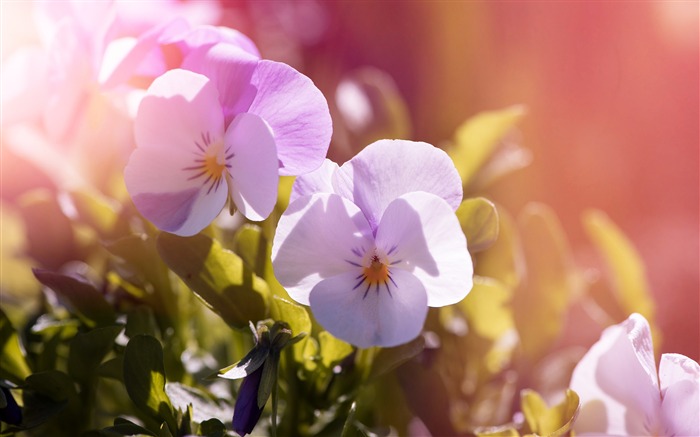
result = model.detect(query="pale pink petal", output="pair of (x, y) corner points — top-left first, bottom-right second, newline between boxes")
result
(225, 113), (279, 221)
(1, 47), (51, 126)
(271, 193), (374, 305)
(42, 20), (93, 142)
(247, 60), (332, 176)
(134, 69), (224, 154)
(659, 353), (700, 436)
(175, 25), (260, 59)
(182, 43), (259, 125)
(570, 313), (662, 436)
(289, 159), (339, 204)
(124, 146), (228, 236)
(309, 269), (428, 348)
(99, 17), (190, 88)
(375, 192), (472, 307)
(334, 140), (463, 230)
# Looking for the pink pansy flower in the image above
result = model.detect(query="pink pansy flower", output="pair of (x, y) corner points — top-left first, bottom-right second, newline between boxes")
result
(124, 46), (332, 235)
(570, 313), (699, 436)
(271, 140), (473, 348)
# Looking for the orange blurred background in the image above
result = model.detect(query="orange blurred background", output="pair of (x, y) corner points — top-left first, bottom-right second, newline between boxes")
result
(2, 1), (698, 361)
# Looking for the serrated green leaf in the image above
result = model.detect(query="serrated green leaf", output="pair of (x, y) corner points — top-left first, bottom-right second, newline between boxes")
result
(368, 336), (425, 381)
(123, 335), (176, 433)
(583, 210), (659, 346)
(449, 105), (526, 188)
(0, 308), (31, 385)
(67, 325), (122, 384)
(456, 198), (499, 253)
(156, 232), (270, 330)
(32, 269), (115, 328)
(514, 203), (575, 361)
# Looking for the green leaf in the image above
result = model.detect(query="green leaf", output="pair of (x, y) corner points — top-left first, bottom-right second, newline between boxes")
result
(165, 383), (230, 425)
(234, 224), (287, 298)
(456, 198), (499, 253)
(513, 203), (576, 361)
(102, 417), (156, 436)
(199, 418), (226, 437)
(520, 389), (580, 436)
(318, 332), (353, 369)
(67, 325), (122, 384)
(67, 189), (119, 237)
(257, 351), (278, 409)
(125, 306), (159, 339)
(474, 206), (521, 289)
(32, 269), (116, 328)
(368, 336), (425, 381)
(583, 210), (659, 345)
(458, 276), (514, 340)
(448, 105), (526, 188)
(156, 232), (270, 330)
(106, 234), (174, 302)
(123, 335), (176, 433)
(0, 308), (31, 385)
(270, 296), (311, 360)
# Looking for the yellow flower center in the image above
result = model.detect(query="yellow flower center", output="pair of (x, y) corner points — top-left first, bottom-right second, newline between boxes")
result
(363, 256), (390, 285)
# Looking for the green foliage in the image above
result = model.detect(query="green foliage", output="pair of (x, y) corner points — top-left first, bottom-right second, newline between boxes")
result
(123, 335), (177, 433)
(513, 203), (576, 362)
(156, 232), (270, 330)
(1, 99), (663, 437)
(583, 209), (660, 347)
(0, 309), (31, 385)
(448, 105), (528, 190)
(456, 197), (500, 253)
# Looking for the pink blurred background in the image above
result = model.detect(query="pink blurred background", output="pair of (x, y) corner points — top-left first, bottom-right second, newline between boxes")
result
(223, 1), (700, 362)
(2, 1), (698, 360)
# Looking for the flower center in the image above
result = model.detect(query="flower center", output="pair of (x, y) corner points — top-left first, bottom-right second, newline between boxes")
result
(363, 255), (389, 284)
(348, 249), (398, 299)
(182, 131), (235, 196)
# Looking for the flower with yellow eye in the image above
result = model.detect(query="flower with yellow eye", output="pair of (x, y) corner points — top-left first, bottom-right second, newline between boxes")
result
(124, 44), (331, 236)
(272, 140), (473, 348)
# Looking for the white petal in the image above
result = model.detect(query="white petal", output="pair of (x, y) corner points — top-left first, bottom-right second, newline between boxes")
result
(570, 313), (662, 436)
(333, 140), (463, 230)
(225, 113), (279, 221)
(271, 193), (373, 305)
(125, 147), (227, 236)
(134, 69), (224, 155)
(659, 353), (700, 436)
(375, 192), (473, 307)
(309, 269), (428, 348)
(289, 159), (339, 204)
